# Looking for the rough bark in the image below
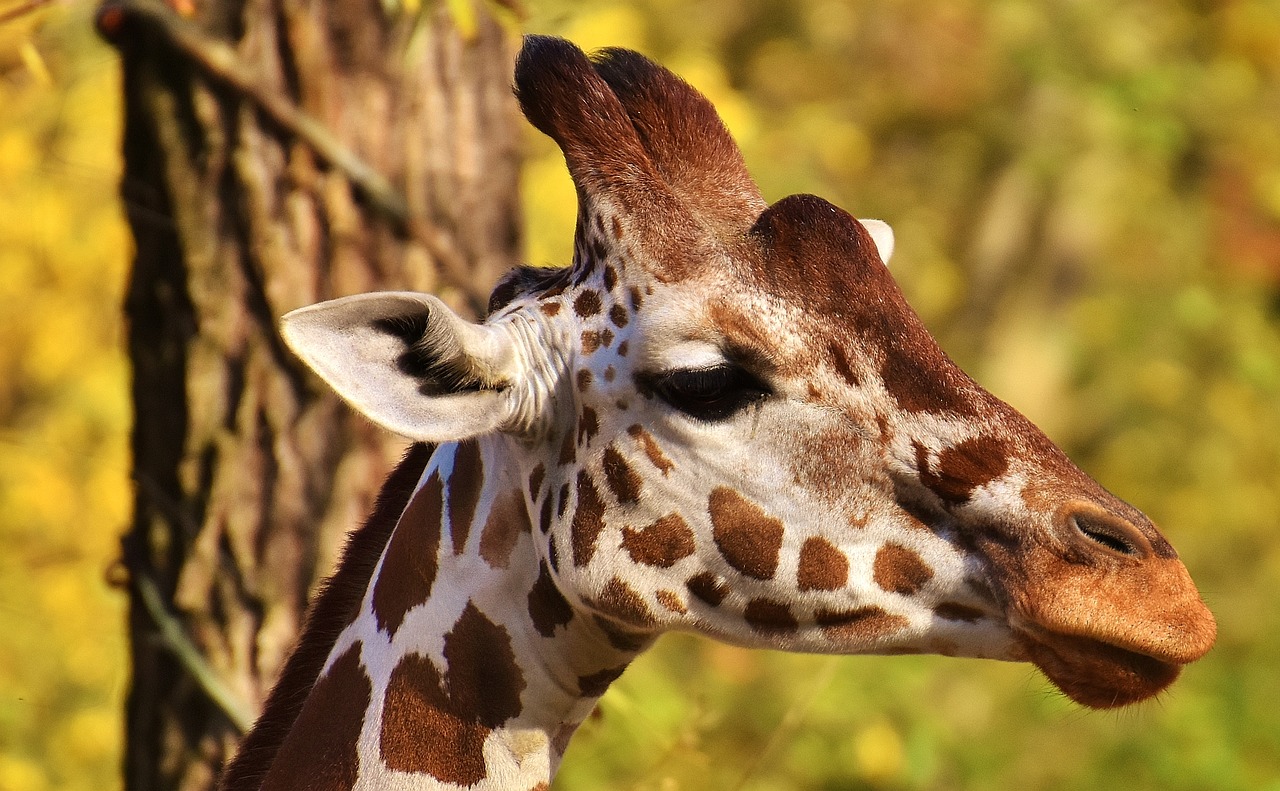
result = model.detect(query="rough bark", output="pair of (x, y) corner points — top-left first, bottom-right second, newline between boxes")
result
(104, 2), (521, 789)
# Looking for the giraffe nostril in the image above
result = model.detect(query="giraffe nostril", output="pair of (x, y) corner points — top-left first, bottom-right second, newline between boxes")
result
(1069, 513), (1145, 558)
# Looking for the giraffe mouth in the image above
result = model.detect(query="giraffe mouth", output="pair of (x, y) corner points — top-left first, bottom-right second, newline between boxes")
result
(1014, 627), (1183, 709)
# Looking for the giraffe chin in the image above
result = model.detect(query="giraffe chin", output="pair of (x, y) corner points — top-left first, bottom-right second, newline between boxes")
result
(1017, 629), (1182, 709)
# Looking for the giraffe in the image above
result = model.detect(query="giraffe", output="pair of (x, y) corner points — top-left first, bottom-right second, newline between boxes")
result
(219, 35), (1216, 791)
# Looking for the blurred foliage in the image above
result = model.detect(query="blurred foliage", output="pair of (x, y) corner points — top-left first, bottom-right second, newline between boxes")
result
(0, 2), (130, 791)
(4, 0), (1280, 789)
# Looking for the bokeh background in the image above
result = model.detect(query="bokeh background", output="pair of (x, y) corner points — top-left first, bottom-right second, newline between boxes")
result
(3, 0), (1279, 789)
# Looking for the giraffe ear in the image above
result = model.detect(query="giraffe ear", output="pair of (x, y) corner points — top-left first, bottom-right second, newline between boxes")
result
(859, 219), (895, 265)
(280, 293), (520, 443)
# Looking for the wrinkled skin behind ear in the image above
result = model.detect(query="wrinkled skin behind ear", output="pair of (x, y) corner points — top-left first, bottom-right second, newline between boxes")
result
(281, 293), (521, 443)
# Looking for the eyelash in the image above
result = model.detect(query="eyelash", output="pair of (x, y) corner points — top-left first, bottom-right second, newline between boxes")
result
(643, 365), (772, 422)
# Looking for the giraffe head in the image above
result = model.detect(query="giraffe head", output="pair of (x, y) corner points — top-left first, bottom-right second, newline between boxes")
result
(282, 36), (1215, 710)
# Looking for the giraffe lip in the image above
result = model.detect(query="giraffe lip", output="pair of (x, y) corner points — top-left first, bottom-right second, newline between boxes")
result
(1015, 627), (1183, 709)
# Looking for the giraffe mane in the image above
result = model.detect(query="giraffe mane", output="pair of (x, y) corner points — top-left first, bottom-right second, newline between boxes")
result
(217, 443), (434, 791)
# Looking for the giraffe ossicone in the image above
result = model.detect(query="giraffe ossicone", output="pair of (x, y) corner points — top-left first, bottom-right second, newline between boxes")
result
(223, 35), (1216, 791)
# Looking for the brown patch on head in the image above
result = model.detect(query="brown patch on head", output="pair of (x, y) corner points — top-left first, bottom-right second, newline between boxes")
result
(916, 436), (1011, 505)
(744, 598), (798, 634)
(787, 426), (866, 502)
(595, 577), (655, 627)
(709, 487), (785, 580)
(815, 606), (909, 643)
(372, 472), (443, 637)
(935, 602), (985, 623)
(806, 382), (823, 401)
(581, 330), (603, 354)
(528, 562), (574, 637)
(571, 471), (607, 566)
(618, 340), (630, 357)
(603, 265), (618, 291)
(258, 642), (369, 791)
(380, 655), (486, 782)
(578, 407), (599, 444)
(742, 195), (984, 418)
(611, 216), (624, 240)
(707, 301), (775, 367)
(540, 301), (562, 317)
(609, 303), (630, 328)
(627, 424), (674, 474)
(601, 328), (615, 347)
(578, 663), (629, 697)
(873, 543), (934, 596)
(576, 368), (593, 392)
(616, 398), (630, 410)
(604, 366), (616, 382)
(880, 353), (980, 417)
(479, 489), (531, 570)
(574, 290), (602, 317)
(797, 537), (849, 592)
(448, 441), (484, 555)
(621, 513), (695, 568)
(603, 445), (643, 504)
(828, 341), (861, 387)
(656, 589), (687, 614)
(686, 571), (729, 606)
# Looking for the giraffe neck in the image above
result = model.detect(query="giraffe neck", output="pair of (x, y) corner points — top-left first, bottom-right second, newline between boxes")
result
(257, 438), (644, 791)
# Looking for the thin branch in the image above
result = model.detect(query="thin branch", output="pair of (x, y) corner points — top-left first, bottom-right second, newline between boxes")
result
(135, 571), (257, 733)
(0, 0), (56, 26)
(101, 0), (489, 313)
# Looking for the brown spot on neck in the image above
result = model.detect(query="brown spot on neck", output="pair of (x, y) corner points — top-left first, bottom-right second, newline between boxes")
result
(814, 606), (908, 643)
(621, 514), (695, 568)
(372, 471), (444, 637)
(443, 603), (526, 727)
(797, 537), (849, 592)
(744, 598), (798, 634)
(479, 490), (532, 570)
(609, 303), (630, 328)
(380, 653), (487, 784)
(528, 562), (574, 637)
(709, 487), (785, 580)
(448, 441), (484, 554)
(259, 642), (369, 791)
(528, 464), (545, 498)
(686, 571), (729, 606)
(578, 407), (600, 444)
(578, 663), (629, 698)
(872, 543), (934, 596)
(558, 430), (576, 465)
(571, 471), (607, 566)
(595, 577), (655, 627)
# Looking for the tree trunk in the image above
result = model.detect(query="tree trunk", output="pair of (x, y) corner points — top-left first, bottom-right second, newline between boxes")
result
(102, 2), (521, 789)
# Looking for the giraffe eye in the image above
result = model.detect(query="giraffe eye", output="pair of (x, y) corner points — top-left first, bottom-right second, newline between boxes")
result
(646, 365), (771, 422)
